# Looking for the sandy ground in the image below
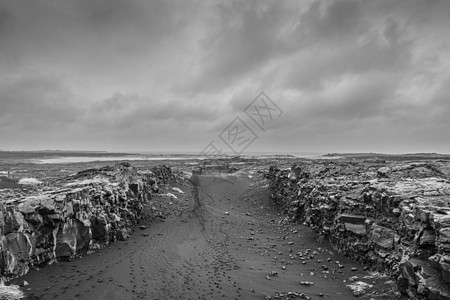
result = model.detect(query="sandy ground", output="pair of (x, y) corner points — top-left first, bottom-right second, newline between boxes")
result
(16, 172), (387, 300)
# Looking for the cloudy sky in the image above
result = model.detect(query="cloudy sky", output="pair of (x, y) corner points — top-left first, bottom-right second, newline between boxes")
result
(0, 0), (449, 154)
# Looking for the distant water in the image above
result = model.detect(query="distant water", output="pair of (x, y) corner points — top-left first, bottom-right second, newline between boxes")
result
(35, 156), (207, 164)
(136, 151), (325, 158)
(242, 151), (325, 158)
(35, 156), (146, 164)
(30, 151), (326, 164)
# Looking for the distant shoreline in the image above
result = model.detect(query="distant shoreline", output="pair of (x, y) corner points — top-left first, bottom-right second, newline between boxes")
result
(1, 150), (449, 163)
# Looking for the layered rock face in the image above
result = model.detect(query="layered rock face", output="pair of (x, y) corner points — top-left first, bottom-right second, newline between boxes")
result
(267, 160), (450, 299)
(0, 163), (171, 278)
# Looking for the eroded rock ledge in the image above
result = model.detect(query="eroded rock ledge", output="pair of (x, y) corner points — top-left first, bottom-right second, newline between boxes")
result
(267, 159), (450, 299)
(0, 163), (171, 279)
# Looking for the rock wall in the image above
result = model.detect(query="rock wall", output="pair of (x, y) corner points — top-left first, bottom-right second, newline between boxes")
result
(0, 163), (171, 279)
(267, 160), (450, 299)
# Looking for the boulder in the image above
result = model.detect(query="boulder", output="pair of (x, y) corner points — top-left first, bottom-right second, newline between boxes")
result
(438, 228), (450, 251)
(370, 225), (399, 250)
(0, 232), (33, 277)
(55, 221), (77, 258)
(90, 215), (109, 242)
(3, 210), (27, 235)
(75, 220), (92, 251)
(344, 223), (367, 236)
(337, 214), (366, 225)
(419, 230), (436, 247)
(431, 212), (450, 229)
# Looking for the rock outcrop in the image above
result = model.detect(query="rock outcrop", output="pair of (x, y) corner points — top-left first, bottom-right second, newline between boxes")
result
(0, 163), (171, 279)
(267, 159), (450, 299)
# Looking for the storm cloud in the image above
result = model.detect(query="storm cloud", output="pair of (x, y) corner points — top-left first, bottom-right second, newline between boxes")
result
(0, 0), (449, 153)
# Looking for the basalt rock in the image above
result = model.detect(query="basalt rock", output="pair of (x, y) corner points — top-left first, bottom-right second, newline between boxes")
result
(0, 163), (171, 278)
(267, 159), (450, 299)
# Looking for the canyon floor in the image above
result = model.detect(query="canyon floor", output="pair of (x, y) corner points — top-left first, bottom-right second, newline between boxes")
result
(9, 166), (393, 300)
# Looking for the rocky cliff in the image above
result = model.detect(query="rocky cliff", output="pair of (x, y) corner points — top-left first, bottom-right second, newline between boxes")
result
(267, 159), (450, 299)
(0, 163), (171, 279)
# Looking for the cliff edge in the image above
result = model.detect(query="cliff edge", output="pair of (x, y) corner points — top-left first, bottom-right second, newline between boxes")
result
(267, 159), (450, 299)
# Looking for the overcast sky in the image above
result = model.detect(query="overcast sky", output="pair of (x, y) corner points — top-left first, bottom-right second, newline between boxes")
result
(0, 0), (449, 154)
